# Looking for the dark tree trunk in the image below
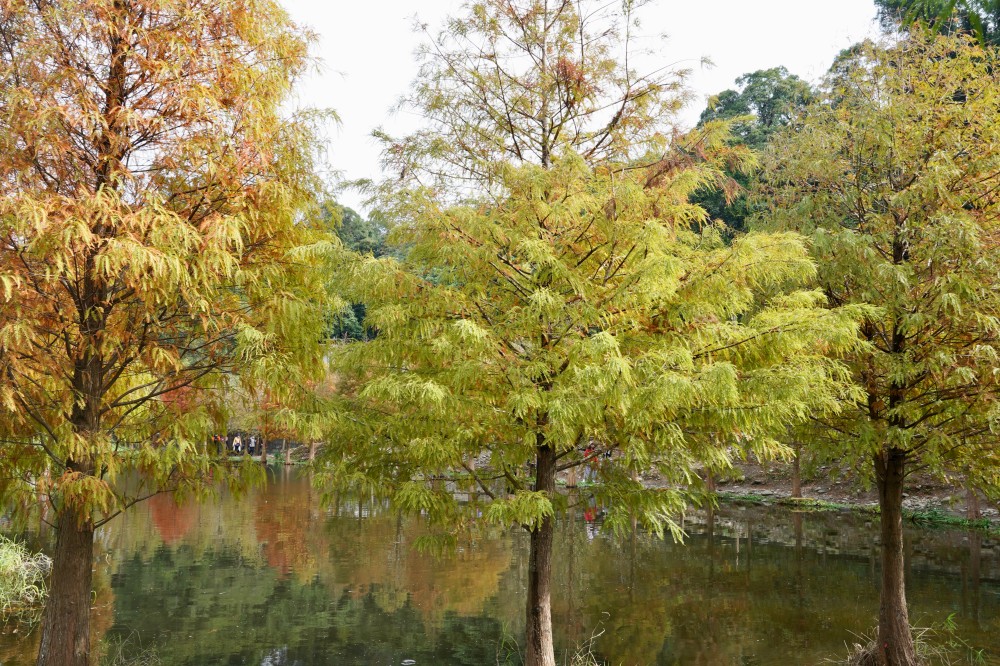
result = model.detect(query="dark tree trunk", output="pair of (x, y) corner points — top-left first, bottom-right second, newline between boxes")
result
(524, 443), (557, 666)
(41, 297), (104, 666)
(36, 509), (95, 666)
(875, 448), (916, 666)
(966, 484), (980, 521)
(791, 440), (802, 498)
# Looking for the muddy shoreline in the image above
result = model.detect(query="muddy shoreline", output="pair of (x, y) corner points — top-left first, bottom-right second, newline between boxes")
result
(659, 460), (1000, 526)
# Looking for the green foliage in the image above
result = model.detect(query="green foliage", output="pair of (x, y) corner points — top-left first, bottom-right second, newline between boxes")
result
(906, 508), (994, 532)
(484, 492), (554, 531)
(325, 204), (387, 257)
(318, 202), (388, 341)
(757, 30), (1000, 492)
(694, 68), (816, 236)
(875, 0), (1000, 44)
(699, 68), (816, 152)
(326, 150), (866, 538)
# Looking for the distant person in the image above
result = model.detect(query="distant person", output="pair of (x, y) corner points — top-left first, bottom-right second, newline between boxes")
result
(233, 434), (242, 454)
(249, 435), (256, 456)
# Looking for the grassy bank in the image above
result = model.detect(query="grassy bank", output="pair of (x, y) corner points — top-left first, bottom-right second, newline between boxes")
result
(0, 536), (50, 618)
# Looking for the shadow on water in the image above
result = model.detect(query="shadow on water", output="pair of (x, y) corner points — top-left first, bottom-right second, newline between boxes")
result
(3, 469), (1000, 665)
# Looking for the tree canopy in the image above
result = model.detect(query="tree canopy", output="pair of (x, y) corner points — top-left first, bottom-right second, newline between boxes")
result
(327, 204), (386, 258)
(698, 67), (815, 152)
(0, 1), (335, 663)
(757, 30), (1000, 666)
(694, 67), (815, 235)
(332, 150), (863, 538)
(326, 4), (869, 665)
(875, 0), (1000, 44)
(367, 0), (695, 209)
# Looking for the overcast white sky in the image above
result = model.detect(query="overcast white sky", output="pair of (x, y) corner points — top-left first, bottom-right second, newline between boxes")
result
(279, 0), (882, 213)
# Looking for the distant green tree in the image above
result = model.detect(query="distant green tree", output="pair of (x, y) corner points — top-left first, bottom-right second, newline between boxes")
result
(699, 68), (816, 151)
(321, 203), (386, 340)
(694, 68), (815, 235)
(875, 0), (1000, 44)
(328, 204), (386, 257)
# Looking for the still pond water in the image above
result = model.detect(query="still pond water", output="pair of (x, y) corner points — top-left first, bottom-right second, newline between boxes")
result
(1, 468), (999, 665)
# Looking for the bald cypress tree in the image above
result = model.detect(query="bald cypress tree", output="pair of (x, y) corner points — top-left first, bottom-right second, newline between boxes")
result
(759, 31), (1000, 666)
(324, 3), (866, 664)
(0, 2), (334, 663)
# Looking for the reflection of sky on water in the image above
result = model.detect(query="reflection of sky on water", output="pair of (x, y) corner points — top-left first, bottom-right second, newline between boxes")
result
(2, 469), (998, 665)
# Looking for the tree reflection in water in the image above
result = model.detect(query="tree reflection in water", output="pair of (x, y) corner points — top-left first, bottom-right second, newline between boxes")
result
(1, 472), (997, 665)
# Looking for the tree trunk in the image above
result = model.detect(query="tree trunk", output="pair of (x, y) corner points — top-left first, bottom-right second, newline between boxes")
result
(36, 509), (95, 666)
(260, 436), (268, 465)
(966, 484), (980, 521)
(875, 448), (916, 666)
(791, 441), (802, 499)
(308, 441), (318, 462)
(524, 443), (557, 666)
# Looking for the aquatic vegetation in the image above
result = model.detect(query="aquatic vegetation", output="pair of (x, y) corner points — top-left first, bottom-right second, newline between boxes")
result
(834, 617), (987, 666)
(96, 633), (161, 666)
(0, 536), (50, 617)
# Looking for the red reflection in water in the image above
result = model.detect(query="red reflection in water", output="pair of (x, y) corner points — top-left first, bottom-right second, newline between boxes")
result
(148, 493), (196, 545)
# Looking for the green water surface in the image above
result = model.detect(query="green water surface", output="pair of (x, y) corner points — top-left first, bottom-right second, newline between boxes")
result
(2, 468), (998, 665)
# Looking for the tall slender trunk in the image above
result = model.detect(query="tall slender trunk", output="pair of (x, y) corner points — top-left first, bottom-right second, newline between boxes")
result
(791, 440), (802, 498)
(524, 442), (557, 666)
(35, 7), (130, 662)
(875, 448), (916, 666)
(36, 509), (95, 666)
(966, 484), (980, 521)
(40, 284), (104, 666)
(308, 441), (318, 462)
